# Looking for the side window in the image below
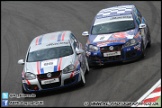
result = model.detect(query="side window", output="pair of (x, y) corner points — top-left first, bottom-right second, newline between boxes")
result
(136, 9), (142, 19)
(70, 33), (78, 49)
(133, 8), (141, 25)
(134, 15), (140, 25)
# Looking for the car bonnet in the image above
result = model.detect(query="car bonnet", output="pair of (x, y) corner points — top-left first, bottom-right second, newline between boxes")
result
(88, 29), (138, 47)
(24, 54), (75, 75)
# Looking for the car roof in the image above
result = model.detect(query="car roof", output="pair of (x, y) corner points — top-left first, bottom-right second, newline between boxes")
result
(29, 30), (72, 52)
(94, 5), (135, 25)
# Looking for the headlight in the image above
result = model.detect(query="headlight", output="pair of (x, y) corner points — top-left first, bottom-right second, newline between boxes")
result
(62, 64), (75, 74)
(88, 44), (99, 52)
(25, 72), (36, 80)
(123, 39), (138, 48)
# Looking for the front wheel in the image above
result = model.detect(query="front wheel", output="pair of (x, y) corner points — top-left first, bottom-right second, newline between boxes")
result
(22, 85), (28, 94)
(141, 42), (146, 58)
(147, 34), (151, 48)
(85, 57), (90, 74)
(147, 26), (151, 48)
(79, 68), (86, 87)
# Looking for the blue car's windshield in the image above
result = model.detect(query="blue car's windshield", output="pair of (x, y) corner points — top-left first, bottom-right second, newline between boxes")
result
(91, 21), (135, 35)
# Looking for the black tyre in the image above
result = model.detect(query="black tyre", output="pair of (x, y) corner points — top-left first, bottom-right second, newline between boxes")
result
(79, 77), (85, 87)
(147, 26), (151, 48)
(79, 68), (86, 87)
(22, 85), (28, 94)
(141, 42), (146, 58)
(85, 57), (90, 74)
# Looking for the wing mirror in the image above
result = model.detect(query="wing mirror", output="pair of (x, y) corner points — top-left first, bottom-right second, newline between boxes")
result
(75, 48), (84, 55)
(82, 31), (89, 37)
(139, 23), (146, 29)
(18, 59), (25, 65)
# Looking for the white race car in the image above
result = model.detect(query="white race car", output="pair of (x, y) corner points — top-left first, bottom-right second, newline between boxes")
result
(18, 31), (89, 93)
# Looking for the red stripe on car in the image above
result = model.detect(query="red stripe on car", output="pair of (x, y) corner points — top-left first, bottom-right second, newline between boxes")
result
(26, 80), (31, 85)
(61, 32), (66, 41)
(35, 37), (39, 45)
(58, 58), (62, 71)
(37, 62), (40, 74)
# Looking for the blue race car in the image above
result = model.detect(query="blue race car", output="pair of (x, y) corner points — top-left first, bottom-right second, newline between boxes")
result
(82, 5), (151, 66)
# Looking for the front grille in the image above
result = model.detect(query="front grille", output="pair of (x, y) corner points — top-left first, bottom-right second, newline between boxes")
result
(102, 55), (122, 61)
(100, 45), (123, 61)
(100, 45), (122, 53)
(40, 82), (61, 89)
(37, 71), (61, 80)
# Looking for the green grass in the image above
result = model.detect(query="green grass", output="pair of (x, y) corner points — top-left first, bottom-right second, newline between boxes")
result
(150, 97), (161, 107)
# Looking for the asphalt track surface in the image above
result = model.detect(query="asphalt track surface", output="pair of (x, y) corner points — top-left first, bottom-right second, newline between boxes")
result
(1, 1), (161, 107)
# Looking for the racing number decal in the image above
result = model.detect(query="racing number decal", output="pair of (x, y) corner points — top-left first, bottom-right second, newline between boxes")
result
(41, 59), (58, 68)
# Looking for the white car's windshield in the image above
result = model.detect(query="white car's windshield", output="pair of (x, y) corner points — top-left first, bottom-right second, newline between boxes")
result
(91, 21), (135, 35)
(27, 46), (73, 62)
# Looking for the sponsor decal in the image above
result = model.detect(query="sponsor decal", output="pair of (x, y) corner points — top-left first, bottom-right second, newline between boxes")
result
(97, 43), (107, 47)
(110, 15), (132, 20)
(97, 39), (126, 47)
(113, 32), (126, 38)
(126, 35), (134, 39)
(93, 34), (112, 42)
(41, 60), (58, 68)
(46, 42), (69, 46)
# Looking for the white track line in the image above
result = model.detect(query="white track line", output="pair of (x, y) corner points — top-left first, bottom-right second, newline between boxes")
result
(131, 79), (161, 107)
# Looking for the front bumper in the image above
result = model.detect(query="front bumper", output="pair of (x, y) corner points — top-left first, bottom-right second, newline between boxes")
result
(22, 70), (82, 93)
(86, 44), (142, 65)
